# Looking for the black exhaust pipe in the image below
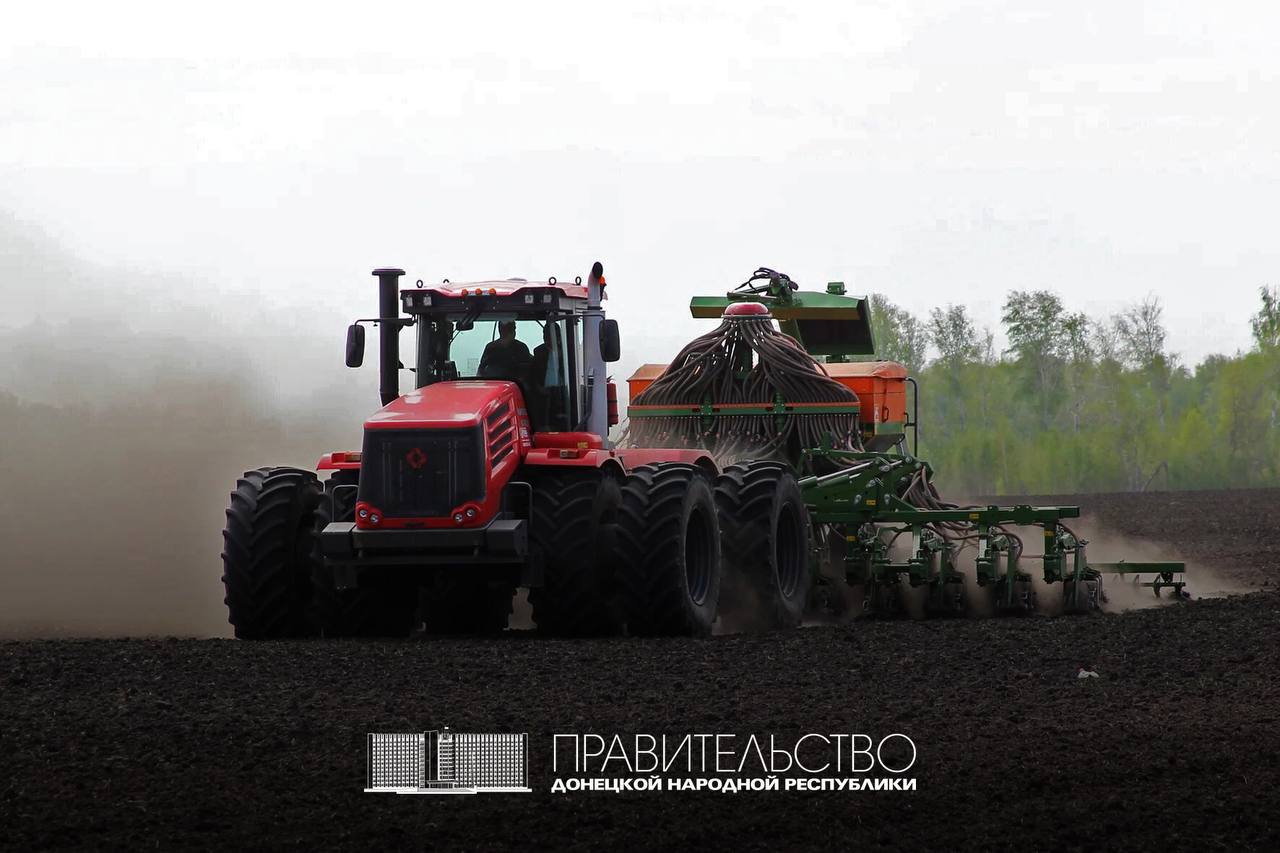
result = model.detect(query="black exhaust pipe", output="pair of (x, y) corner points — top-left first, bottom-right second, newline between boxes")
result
(372, 268), (404, 406)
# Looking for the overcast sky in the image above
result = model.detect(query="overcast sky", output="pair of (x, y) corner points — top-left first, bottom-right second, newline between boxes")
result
(3, 1), (1278, 366)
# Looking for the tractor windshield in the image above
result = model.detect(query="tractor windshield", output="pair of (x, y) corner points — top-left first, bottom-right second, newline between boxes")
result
(433, 317), (577, 432)
(451, 319), (542, 379)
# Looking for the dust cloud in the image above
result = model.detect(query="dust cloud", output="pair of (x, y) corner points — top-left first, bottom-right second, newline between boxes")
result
(1064, 517), (1248, 611)
(0, 216), (371, 638)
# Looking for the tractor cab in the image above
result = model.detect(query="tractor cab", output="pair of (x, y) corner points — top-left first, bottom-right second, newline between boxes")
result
(404, 278), (588, 433)
(347, 271), (620, 436)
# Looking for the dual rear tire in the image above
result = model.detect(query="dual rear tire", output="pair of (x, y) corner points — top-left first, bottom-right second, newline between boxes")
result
(610, 460), (811, 636)
(616, 464), (723, 636)
(221, 467), (415, 639)
(528, 469), (625, 636)
(714, 461), (811, 630)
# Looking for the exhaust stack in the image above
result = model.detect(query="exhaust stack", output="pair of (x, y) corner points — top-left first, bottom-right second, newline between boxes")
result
(372, 268), (404, 406)
(581, 261), (609, 444)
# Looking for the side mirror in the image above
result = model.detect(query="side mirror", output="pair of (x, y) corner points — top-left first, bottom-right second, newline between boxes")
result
(345, 324), (366, 368)
(600, 319), (621, 363)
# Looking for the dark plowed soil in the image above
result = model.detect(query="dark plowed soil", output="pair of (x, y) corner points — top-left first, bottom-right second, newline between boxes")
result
(3, 490), (1279, 852)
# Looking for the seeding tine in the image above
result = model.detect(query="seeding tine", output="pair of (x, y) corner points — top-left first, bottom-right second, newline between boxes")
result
(925, 577), (967, 616)
(1061, 576), (1102, 614)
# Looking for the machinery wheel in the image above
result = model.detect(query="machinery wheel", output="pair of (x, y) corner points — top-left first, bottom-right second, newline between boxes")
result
(715, 461), (811, 629)
(422, 574), (514, 635)
(221, 467), (324, 639)
(310, 472), (417, 638)
(527, 468), (624, 636)
(617, 464), (722, 636)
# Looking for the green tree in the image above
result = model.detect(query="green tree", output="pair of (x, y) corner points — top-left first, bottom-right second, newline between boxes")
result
(1113, 295), (1168, 370)
(1247, 286), (1280, 449)
(928, 304), (982, 367)
(1000, 290), (1087, 428)
(1252, 285), (1280, 350)
(924, 304), (984, 431)
(1061, 312), (1092, 365)
(866, 293), (928, 372)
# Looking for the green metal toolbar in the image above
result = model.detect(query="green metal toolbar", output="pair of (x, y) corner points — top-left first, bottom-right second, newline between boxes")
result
(798, 446), (1186, 615)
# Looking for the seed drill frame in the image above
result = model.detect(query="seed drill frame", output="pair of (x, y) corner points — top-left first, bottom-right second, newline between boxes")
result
(628, 271), (1186, 615)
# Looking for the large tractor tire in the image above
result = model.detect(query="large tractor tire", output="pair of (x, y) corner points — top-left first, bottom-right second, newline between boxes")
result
(422, 573), (514, 635)
(617, 464), (722, 636)
(221, 467), (324, 640)
(310, 471), (418, 638)
(715, 461), (811, 629)
(527, 468), (625, 636)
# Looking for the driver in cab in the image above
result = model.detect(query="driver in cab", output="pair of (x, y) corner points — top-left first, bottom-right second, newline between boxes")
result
(478, 320), (532, 380)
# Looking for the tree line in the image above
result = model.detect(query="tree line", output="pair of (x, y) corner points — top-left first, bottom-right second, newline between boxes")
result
(862, 286), (1280, 494)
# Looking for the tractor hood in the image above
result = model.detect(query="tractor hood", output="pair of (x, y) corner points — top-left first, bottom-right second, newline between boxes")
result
(364, 381), (519, 430)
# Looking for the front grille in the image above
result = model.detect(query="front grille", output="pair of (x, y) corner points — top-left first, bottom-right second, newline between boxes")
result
(359, 427), (485, 517)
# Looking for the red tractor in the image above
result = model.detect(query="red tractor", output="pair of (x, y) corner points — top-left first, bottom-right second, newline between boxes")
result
(221, 263), (811, 638)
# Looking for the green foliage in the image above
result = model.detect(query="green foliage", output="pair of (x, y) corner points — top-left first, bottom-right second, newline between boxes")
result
(998, 290), (1093, 429)
(882, 287), (1280, 493)
(1113, 295), (1168, 369)
(864, 293), (928, 373)
(929, 304), (983, 367)
(1253, 285), (1280, 350)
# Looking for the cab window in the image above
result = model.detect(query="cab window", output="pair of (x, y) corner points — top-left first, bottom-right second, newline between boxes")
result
(446, 318), (574, 432)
